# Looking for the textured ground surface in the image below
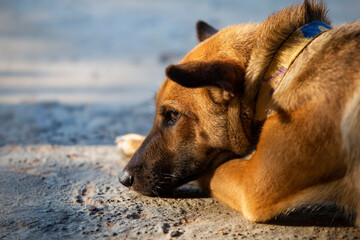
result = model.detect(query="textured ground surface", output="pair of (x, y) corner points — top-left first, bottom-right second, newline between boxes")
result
(1, 0), (360, 239)
(1, 102), (360, 239)
(1, 144), (360, 239)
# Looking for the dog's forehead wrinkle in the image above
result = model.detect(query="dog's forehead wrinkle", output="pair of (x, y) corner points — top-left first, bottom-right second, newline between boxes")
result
(155, 79), (171, 105)
(162, 100), (179, 108)
(160, 100), (191, 115)
(160, 85), (208, 110)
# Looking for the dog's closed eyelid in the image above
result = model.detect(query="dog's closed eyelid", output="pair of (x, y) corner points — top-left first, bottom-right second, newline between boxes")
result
(162, 110), (182, 127)
(159, 106), (177, 116)
(159, 102), (181, 115)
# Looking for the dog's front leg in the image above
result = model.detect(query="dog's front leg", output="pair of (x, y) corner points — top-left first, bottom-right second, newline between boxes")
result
(196, 158), (266, 221)
(205, 157), (271, 221)
(115, 133), (145, 157)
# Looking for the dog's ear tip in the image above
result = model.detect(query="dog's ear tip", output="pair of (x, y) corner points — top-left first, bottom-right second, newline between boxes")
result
(196, 20), (207, 29)
(165, 64), (174, 74)
(196, 20), (213, 29)
(166, 64), (184, 81)
(196, 20), (218, 42)
(165, 64), (176, 76)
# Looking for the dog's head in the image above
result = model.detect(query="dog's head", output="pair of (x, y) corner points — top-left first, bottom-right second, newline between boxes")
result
(119, 21), (259, 196)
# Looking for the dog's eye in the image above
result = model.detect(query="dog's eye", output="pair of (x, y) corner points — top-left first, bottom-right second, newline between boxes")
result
(165, 110), (181, 126)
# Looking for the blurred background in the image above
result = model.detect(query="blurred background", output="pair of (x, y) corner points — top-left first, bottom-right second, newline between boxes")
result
(0, 0), (359, 145)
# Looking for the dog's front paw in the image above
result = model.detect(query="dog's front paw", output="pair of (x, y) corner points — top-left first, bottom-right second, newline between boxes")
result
(115, 134), (145, 157)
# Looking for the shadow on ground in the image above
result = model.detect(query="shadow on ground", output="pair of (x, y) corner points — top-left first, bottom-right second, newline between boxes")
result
(269, 205), (354, 227)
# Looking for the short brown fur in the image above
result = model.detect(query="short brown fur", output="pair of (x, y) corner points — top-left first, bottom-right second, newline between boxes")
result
(119, 0), (360, 225)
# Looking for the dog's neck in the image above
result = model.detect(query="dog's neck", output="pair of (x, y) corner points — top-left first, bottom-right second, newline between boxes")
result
(254, 21), (331, 122)
(244, 1), (330, 122)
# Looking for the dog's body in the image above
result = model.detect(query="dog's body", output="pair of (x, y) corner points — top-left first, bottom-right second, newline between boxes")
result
(118, 1), (360, 225)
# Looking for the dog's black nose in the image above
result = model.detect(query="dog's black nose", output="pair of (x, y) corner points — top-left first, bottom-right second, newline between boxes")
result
(118, 170), (134, 187)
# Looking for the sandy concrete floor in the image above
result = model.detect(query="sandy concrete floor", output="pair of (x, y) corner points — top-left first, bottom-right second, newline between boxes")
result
(1, 145), (360, 239)
(1, 0), (360, 239)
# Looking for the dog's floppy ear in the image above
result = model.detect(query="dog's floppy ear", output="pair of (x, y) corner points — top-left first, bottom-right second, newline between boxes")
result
(196, 21), (218, 42)
(166, 61), (242, 103)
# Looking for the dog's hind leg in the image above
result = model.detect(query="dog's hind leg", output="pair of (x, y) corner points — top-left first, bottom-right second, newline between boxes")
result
(341, 84), (360, 226)
(115, 134), (145, 157)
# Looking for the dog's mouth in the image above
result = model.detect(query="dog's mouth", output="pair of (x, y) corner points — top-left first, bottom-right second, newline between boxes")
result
(119, 149), (241, 197)
(119, 169), (201, 198)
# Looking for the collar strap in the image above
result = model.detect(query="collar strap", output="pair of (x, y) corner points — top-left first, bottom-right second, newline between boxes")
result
(254, 21), (331, 122)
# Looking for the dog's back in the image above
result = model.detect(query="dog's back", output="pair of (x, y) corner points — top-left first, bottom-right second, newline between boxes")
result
(320, 21), (360, 224)
(341, 59), (360, 225)
(337, 22), (360, 162)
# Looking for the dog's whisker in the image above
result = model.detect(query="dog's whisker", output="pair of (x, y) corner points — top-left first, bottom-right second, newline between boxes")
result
(151, 188), (160, 198)
(160, 173), (176, 177)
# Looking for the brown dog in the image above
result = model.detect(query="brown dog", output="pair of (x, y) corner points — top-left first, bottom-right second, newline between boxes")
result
(118, 0), (360, 225)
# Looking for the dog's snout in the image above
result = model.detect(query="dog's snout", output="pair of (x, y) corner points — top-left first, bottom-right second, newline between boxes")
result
(118, 170), (134, 187)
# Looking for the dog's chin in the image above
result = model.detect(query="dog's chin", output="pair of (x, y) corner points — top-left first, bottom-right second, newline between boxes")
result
(131, 185), (174, 198)
(131, 177), (195, 198)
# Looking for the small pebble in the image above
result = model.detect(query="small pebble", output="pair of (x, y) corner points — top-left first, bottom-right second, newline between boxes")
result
(126, 212), (140, 219)
(161, 223), (170, 234)
(170, 230), (183, 237)
(75, 195), (83, 204)
(80, 188), (87, 196)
